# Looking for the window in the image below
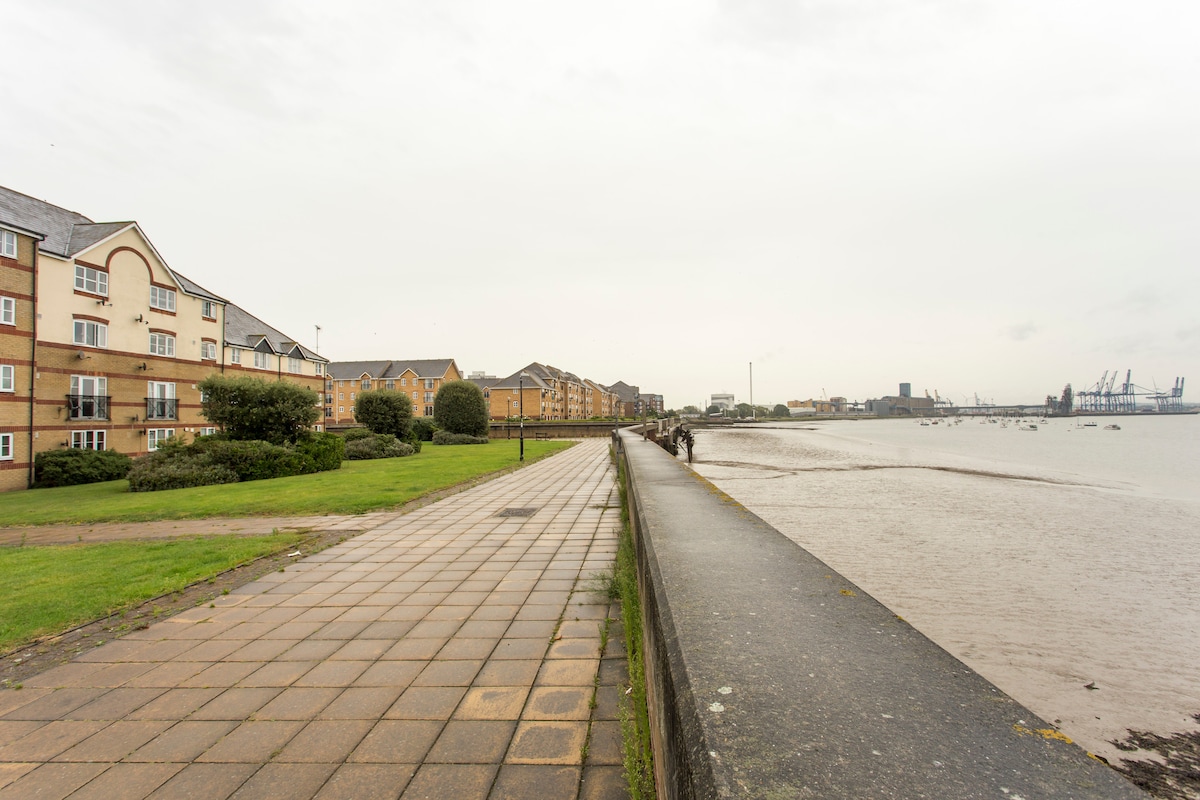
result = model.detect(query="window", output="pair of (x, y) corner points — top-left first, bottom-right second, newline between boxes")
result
(325, 381), (333, 391)
(0, 296), (13, 326)
(71, 430), (106, 450)
(201, 341), (217, 360)
(289, 358), (302, 374)
(339, 406), (344, 413)
(325, 408), (332, 417)
(313, 425), (322, 433)
(361, 379), (371, 390)
(149, 332), (175, 357)
(198, 427), (217, 436)
(424, 392), (434, 403)
(325, 394), (332, 404)
(0, 364), (13, 392)
(201, 300), (217, 319)
(349, 405), (354, 414)
(401, 377), (407, 387)
(149, 285), (176, 312)
(253, 351), (270, 369)
(386, 380), (395, 390)
(350, 392), (355, 401)
(425, 379), (435, 390)
(315, 363), (323, 376)
(69, 375), (108, 419)
(424, 405), (434, 416)
(0, 231), (15, 258)
(74, 265), (108, 296)
(147, 382), (176, 420)
(230, 348), (241, 364)
(147, 428), (174, 449)
(73, 319), (107, 348)
(0, 432), (12, 460)
(338, 392), (344, 400)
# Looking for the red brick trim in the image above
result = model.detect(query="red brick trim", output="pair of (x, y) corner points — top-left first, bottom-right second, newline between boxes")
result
(72, 314), (109, 324)
(74, 258), (108, 272)
(105, 246), (153, 281)
(148, 327), (176, 336)
(149, 307), (177, 317)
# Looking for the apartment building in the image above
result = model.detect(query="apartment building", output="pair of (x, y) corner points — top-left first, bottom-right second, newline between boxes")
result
(324, 359), (462, 425)
(486, 363), (621, 421)
(0, 186), (326, 491)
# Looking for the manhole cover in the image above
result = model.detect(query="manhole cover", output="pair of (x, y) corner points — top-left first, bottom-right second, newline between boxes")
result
(497, 507), (539, 517)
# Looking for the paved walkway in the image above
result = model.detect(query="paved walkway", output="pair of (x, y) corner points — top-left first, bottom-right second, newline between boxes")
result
(0, 440), (630, 800)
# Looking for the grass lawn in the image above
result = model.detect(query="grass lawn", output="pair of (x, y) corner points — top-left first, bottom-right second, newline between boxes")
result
(0, 439), (573, 527)
(0, 533), (305, 653)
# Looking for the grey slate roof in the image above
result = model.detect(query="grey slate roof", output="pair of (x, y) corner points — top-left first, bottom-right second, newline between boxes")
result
(607, 381), (640, 402)
(326, 359), (458, 381)
(0, 185), (226, 303)
(0, 185), (95, 257)
(224, 303), (325, 363)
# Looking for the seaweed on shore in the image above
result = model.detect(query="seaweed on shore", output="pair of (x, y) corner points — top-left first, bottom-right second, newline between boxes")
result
(1110, 714), (1200, 800)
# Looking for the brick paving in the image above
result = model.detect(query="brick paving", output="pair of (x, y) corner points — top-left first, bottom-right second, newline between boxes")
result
(0, 439), (630, 800)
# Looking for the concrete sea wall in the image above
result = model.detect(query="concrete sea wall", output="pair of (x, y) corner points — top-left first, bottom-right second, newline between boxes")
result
(616, 430), (1146, 799)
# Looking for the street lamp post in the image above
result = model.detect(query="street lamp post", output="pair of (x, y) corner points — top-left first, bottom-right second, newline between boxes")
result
(519, 371), (529, 461)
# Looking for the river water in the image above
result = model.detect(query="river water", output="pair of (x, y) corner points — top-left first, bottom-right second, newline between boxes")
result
(689, 415), (1200, 771)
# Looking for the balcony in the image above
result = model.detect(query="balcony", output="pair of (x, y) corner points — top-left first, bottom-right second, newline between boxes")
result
(145, 397), (178, 420)
(66, 394), (110, 421)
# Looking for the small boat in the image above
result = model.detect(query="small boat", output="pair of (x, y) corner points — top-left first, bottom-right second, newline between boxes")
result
(1104, 424), (1121, 430)
(1018, 423), (1038, 431)
(1083, 421), (1097, 428)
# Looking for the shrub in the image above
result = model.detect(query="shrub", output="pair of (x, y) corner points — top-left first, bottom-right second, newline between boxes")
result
(354, 390), (414, 440)
(198, 375), (320, 445)
(128, 457), (238, 492)
(128, 432), (343, 492)
(342, 427), (374, 442)
(434, 381), (489, 436)
(33, 449), (133, 488)
(294, 432), (344, 472)
(410, 417), (438, 442)
(344, 434), (415, 460)
(432, 431), (490, 445)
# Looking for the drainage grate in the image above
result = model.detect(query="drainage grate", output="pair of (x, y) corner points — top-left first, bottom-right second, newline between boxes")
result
(497, 507), (539, 518)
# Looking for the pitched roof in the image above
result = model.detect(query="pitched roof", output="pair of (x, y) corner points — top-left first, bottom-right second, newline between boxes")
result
(224, 303), (325, 363)
(607, 381), (640, 402)
(0, 185), (94, 257)
(325, 359), (458, 381)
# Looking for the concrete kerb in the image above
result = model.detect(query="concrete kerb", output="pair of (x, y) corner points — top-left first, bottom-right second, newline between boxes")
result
(616, 429), (1147, 800)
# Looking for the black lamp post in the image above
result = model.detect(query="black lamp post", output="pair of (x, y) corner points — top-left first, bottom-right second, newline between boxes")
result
(519, 371), (529, 461)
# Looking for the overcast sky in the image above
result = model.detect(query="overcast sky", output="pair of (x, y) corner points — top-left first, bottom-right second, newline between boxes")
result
(5, 1), (1198, 408)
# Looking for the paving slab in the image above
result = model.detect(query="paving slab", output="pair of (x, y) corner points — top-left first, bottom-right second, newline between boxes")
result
(0, 440), (629, 799)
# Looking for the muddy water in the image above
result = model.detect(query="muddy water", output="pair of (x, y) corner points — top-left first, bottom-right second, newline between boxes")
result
(689, 416), (1200, 773)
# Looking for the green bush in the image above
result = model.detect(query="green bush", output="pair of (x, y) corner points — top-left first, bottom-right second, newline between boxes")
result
(342, 427), (374, 442)
(294, 432), (344, 472)
(128, 432), (343, 492)
(33, 449), (133, 488)
(434, 381), (489, 436)
(128, 457), (239, 492)
(432, 431), (490, 445)
(410, 417), (438, 442)
(344, 434), (415, 460)
(198, 375), (320, 445)
(354, 390), (413, 439)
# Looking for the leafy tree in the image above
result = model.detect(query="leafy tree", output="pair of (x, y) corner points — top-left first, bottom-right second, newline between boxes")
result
(199, 375), (319, 445)
(681, 405), (700, 415)
(735, 402), (754, 418)
(773, 404), (791, 418)
(434, 380), (489, 437)
(354, 389), (414, 440)
(706, 404), (722, 415)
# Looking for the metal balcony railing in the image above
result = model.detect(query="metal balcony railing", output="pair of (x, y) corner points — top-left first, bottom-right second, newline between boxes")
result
(66, 394), (110, 420)
(145, 397), (178, 420)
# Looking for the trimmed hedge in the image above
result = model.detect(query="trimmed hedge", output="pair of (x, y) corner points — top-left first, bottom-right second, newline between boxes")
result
(344, 434), (415, 460)
(33, 449), (133, 488)
(128, 432), (344, 492)
(410, 417), (438, 442)
(432, 431), (490, 445)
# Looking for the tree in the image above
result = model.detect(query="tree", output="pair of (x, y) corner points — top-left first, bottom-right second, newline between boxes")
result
(735, 402), (754, 418)
(199, 375), (320, 445)
(682, 405), (700, 415)
(773, 404), (791, 418)
(434, 380), (489, 436)
(354, 389), (414, 439)
(706, 404), (722, 415)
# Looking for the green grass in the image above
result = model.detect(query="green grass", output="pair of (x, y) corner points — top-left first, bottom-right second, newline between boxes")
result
(614, 455), (656, 799)
(0, 440), (572, 526)
(0, 533), (305, 653)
